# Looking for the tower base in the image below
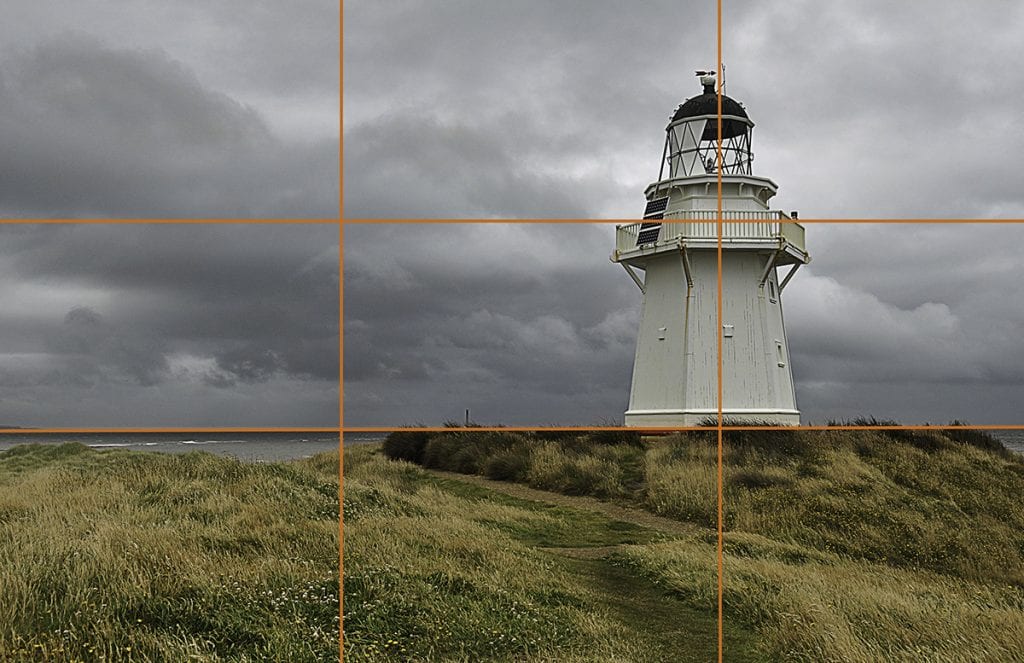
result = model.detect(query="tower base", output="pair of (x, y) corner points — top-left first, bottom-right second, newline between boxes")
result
(624, 408), (801, 427)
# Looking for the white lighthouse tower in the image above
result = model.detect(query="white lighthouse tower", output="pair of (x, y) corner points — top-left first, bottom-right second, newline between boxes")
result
(612, 72), (809, 426)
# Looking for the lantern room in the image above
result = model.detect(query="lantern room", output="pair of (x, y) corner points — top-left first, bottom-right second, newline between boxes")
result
(661, 73), (753, 179)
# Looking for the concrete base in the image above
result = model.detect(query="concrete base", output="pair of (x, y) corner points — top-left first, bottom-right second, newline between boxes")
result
(624, 408), (801, 427)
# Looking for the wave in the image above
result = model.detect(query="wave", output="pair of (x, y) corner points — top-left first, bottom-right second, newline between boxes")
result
(181, 439), (249, 445)
(89, 442), (160, 448)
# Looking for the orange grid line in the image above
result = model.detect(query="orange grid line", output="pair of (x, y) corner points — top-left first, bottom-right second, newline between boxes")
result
(340, 217), (1024, 224)
(339, 1), (346, 659)
(0, 218), (338, 224)
(0, 427), (338, 434)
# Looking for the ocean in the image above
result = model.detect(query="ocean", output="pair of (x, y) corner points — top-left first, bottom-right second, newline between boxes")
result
(996, 429), (1024, 456)
(1, 430), (1020, 461)
(0, 432), (341, 462)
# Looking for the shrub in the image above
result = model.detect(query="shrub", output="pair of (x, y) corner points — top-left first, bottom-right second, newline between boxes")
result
(527, 442), (626, 498)
(422, 431), (530, 475)
(484, 451), (530, 482)
(584, 429), (644, 447)
(531, 430), (581, 442)
(382, 429), (431, 464)
(945, 422), (1008, 455)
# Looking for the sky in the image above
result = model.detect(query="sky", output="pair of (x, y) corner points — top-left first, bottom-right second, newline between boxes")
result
(343, 1), (1024, 426)
(0, 224), (339, 427)
(1, 0), (339, 218)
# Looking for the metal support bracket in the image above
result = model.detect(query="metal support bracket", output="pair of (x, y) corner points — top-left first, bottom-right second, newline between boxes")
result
(621, 263), (645, 293)
(758, 249), (781, 288)
(679, 245), (693, 288)
(779, 263), (801, 292)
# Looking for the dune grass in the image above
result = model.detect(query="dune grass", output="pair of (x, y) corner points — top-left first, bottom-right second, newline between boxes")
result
(343, 446), (765, 662)
(380, 427), (1024, 661)
(0, 443), (339, 662)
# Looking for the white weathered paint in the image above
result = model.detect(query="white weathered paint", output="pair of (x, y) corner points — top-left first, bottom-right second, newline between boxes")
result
(614, 178), (808, 426)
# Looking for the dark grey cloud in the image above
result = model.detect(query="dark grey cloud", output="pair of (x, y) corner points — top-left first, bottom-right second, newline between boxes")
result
(344, 224), (636, 424)
(345, 1), (1024, 219)
(1, 0), (338, 218)
(344, 0), (716, 218)
(0, 224), (338, 426)
(344, 223), (1024, 426)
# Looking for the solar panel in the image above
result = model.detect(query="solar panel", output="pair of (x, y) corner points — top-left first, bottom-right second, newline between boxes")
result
(636, 222), (661, 246)
(643, 196), (669, 219)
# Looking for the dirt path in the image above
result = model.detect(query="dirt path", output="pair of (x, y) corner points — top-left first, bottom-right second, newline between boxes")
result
(425, 468), (702, 539)
(422, 467), (767, 662)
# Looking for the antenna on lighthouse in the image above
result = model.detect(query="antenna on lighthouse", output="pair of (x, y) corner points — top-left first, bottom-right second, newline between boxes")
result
(695, 69), (716, 94)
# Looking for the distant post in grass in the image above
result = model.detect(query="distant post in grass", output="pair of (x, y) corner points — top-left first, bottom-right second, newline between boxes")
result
(612, 71), (809, 426)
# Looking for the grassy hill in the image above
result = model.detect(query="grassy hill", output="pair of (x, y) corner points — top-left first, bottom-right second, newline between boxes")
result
(344, 428), (1024, 661)
(0, 443), (339, 662)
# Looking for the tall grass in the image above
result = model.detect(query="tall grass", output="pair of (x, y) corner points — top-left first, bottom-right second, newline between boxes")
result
(382, 427), (1024, 660)
(344, 446), (706, 661)
(0, 444), (339, 662)
(621, 532), (1024, 662)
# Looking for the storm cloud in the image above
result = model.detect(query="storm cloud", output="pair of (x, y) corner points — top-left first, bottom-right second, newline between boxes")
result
(1, 1), (338, 218)
(0, 224), (338, 426)
(345, 1), (1024, 220)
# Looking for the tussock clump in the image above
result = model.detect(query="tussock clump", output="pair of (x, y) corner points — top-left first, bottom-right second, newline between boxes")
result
(526, 442), (630, 498)
(483, 450), (530, 482)
(422, 431), (529, 475)
(583, 429), (644, 447)
(382, 428), (431, 464)
(946, 421), (1010, 455)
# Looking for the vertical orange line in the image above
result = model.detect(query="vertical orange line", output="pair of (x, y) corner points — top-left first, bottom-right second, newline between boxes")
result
(338, 3), (345, 660)
(715, 0), (725, 660)
(338, 217), (345, 663)
(339, 0), (345, 220)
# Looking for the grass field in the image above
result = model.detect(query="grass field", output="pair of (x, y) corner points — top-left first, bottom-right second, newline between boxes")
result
(0, 443), (339, 662)
(343, 445), (764, 662)
(348, 428), (1024, 661)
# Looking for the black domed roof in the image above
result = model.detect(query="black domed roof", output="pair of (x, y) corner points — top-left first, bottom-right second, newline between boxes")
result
(671, 92), (748, 122)
(669, 80), (752, 140)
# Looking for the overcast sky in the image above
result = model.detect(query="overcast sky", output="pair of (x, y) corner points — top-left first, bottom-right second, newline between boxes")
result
(2, 1), (338, 218)
(0, 224), (338, 427)
(343, 2), (1024, 427)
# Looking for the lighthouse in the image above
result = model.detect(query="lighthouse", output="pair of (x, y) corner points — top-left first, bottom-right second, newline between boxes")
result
(612, 72), (809, 426)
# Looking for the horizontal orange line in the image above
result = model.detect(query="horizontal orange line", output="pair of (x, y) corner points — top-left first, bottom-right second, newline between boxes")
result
(341, 218), (1024, 225)
(0, 219), (340, 225)
(0, 427), (339, 434)
(340, 425), (1024, 433)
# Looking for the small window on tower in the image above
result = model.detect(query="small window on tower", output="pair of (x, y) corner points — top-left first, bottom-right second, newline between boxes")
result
(768, 280), (777, 302)
(776, 340), (785, 367)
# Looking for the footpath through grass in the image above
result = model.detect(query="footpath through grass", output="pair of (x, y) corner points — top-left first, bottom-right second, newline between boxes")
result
(370, 427), (1024, 661)
(343, 445), (765, 662)
(0, 443), (339, 662)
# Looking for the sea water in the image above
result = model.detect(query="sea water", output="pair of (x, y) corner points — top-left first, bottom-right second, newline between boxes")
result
(0, 432), (340, 462)
(1, 430), (1020, 461)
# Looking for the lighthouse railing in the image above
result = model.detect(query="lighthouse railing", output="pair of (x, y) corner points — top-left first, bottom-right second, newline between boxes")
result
(615, 211), (805, 255)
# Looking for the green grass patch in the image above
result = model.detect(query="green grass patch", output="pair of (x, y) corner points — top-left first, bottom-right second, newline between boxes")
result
(0, 443), (339, 662)
(344, 446), (766, 661)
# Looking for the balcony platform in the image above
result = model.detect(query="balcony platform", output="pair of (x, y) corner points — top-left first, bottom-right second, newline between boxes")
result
(612, 211), (808, 267)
